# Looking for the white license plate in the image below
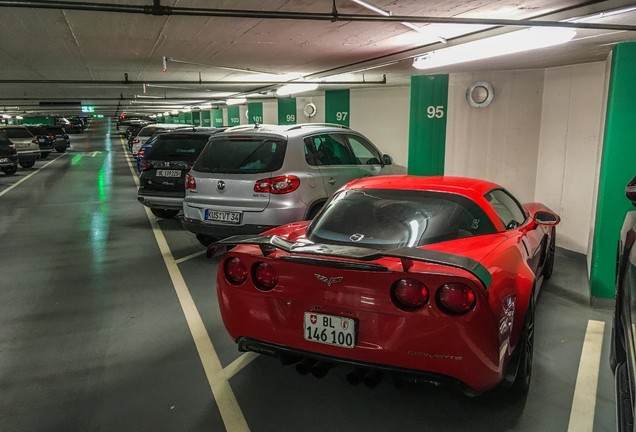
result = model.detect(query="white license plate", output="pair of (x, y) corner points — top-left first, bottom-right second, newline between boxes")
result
(304, 312), (355, 349)
(0, 158), (8, 163)
(156, 170), (181, 177)
(205, 209), (241, 224)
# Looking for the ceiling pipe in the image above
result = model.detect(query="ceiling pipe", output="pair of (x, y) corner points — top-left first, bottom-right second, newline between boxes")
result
(0, 0), (635, 31)
(0, 77), (386, 85)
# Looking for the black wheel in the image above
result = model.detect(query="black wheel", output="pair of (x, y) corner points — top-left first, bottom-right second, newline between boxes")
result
(55, 146), (66, 153)
(510, 294), (535, 394)
(20, 160), (35, 169)
(1, 165), (17, 175)
(150, 208), (179, 219)
(40, 152), (50, 159)
(543, 228), (556, 280)
(196, 234), (216, 247)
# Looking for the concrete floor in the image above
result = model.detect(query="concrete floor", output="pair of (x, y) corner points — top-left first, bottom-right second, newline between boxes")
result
(0, 119), (616, 431)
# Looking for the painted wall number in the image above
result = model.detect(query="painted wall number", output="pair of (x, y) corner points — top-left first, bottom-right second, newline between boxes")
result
(286, 114), (295, 122)
(252, 116), (263, 123)
(336, 112), (348, 121)
(427, 106), (445, 119)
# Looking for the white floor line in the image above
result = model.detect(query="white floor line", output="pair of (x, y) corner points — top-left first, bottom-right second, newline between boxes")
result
(174, 250), (207, 264)
(120, 138), (250, 432)
(567, 319), (606, 432)
(0, 154), (66, 198)
(224, 353), (259, 380)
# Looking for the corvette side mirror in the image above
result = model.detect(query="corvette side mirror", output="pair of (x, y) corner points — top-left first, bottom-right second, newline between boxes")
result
(534, 211), (560, 226)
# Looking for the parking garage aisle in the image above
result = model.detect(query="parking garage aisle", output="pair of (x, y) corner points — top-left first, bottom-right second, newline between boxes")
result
(0, 119), (225, 431)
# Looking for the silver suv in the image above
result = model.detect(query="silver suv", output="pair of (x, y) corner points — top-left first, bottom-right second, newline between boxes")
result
(182, 123), (405, 245)
(0, 126), (41, 168)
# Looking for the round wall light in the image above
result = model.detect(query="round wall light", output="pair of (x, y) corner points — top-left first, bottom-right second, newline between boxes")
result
(303, 102), (317, 119)
(466, 81), (494, 108)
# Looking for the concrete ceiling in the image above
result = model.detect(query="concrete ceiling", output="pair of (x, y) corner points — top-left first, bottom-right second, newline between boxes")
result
(0, 0), (635, 117)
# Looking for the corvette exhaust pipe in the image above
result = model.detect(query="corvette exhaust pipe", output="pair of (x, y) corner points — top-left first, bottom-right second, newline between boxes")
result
(346, 368), (368, 386)
(363, 370), (383, 389)
(311, 361), (335, 378)
(295, 358), (317, 376)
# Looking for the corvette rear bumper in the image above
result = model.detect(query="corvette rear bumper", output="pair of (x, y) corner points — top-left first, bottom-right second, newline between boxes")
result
(237, 336), (481, 396)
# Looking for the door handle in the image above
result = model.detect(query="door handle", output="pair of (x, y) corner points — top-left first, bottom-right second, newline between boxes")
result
(327, 177), (336, 185)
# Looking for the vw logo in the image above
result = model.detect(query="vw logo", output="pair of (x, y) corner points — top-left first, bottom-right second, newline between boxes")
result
(217, 181), (225, 191)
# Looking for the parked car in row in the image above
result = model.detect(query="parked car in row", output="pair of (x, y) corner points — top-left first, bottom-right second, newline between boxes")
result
(130, 124), (184, 156)
(0, 126), (41, 168)
(182, 123), (405, 246)
(44, 126), (71, 152)
(0, 130), (19, 175)
(209, 175), (559, 395)
(611, 174), (636, 432)
(137, 129), (224, 218)
(23, 125), (55, 158)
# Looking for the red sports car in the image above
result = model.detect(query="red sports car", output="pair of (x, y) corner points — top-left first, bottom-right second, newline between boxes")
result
(210, 176), (560, 396)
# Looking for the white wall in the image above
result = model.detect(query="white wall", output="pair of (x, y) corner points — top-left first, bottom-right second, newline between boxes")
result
(350, 87), (410, 167)
(535, 62), (607, 254)
(445, 70), (545, 203)
(296, 96), (326, 123)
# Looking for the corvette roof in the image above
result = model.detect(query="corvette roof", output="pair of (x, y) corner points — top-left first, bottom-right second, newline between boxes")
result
(344, 176), (501, 197)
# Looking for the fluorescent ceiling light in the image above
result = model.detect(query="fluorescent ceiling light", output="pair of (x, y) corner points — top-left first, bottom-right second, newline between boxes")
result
(198, 104), (212, 109)
(16, 116), (23, 120)
(171, 110), (179, 114)
(163, 111), (170, 116)
(276, 83), (319, 96)
(2, 114), (10, 119)
(350, 0), (446, 43)
(157, 113), (163, 117)
(226, 98), (247, 105)
(413, 27), (576, 70)
(181, 107), (192, 113)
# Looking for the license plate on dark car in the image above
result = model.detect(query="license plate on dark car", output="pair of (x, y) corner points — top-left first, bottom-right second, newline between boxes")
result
(156, 170), (181, 177)
(304, 312), (355, 349)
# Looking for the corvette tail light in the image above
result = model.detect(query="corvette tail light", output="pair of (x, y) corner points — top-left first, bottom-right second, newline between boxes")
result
(253, 262), (278, 290)
(392, 279), (429, 310)
(438, 283), (476, 314)
(254, 176), (300, 194)
(140, 161), (153, 171)
(224, 257), (248, 285)
(185, 173), (196, 190)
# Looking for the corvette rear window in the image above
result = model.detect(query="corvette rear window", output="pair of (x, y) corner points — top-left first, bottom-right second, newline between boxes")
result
(307, 189), (497, 250)
(145, 135), (210, 162)
(194, 137), (286, 174)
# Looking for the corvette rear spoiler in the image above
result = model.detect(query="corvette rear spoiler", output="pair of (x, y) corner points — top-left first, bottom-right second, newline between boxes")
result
(208, 235), (492, 289)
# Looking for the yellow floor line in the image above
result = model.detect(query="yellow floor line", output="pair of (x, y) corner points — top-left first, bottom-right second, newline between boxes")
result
(174, 250), (207, 264)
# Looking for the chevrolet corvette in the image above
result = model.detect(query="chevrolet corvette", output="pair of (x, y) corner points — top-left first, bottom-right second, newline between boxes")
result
(209, 175), (560, 396)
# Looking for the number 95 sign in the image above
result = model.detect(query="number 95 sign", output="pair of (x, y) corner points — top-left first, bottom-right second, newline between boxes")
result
(427, 105), (445, 118)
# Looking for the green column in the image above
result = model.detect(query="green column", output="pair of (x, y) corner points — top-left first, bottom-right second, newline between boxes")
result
(165, 116), (173, 124)
(192, 112), (201, 126)
(408, 74), (449, 176)
(201, 110), (211, 126)
(590, 42), (636, 300)
(212, 109), (224, 127)
(185, 112), (193, 125)
(278, 98), (297, 125)
(247, 102), (263, 124)
(325, 89), (350, 126)
(156, 116), (165, 124)
(227, 106), (240, 126)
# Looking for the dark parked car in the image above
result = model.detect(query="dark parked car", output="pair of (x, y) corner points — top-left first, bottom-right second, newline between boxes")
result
(612, 174), (636, 432)
(44, 126), (71, 152)
(67, 117), (85, 134)
(0, 130), (19, 175)
(24, 125), (55, 158)
(137, 130), (221, 219)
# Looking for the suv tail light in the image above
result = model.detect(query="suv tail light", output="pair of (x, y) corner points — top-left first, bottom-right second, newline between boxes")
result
(140, 161), (153, 171)
(437, 283), (476, 314)
(253, 262), (278, 290)
(254, 176), (300, 194)
(185, 173), (196, 190)
(225, 257), (248, 285)
(47, 135), (54, 140)
(392, 279), (429, 310)
(137, 150), (145, 158)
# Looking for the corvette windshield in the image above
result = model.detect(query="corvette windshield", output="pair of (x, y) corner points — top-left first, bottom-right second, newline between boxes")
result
(307, 189), (497, 250)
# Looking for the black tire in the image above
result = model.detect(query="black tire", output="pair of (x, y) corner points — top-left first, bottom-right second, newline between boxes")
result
(150, 208), (179, 219)
(55, 146), (66, 153)
(543, 228), (556, 280)
(20, 160), (35, 169)
(40, 152), (50, 159)
(510, 294), (535, 394)
(196, 234), (216, 247)
(1, 165), (17, 175)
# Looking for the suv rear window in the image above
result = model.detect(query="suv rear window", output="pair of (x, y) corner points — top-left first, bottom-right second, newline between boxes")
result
(145, 134), (210, 162)
(26, 126), (49, 135)
(307, 189), (497, 250)
(3, 128), (33, 139)
(139, 127), (159, 137)
(194, 136), (286, 174)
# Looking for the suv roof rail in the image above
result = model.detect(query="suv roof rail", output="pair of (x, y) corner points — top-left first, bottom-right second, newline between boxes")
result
(285, 123), (350, 131)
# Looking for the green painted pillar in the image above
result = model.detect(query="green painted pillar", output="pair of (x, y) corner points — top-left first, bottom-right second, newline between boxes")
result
(325, 89), (350, 126)
(185, 112), (193, 125)
(201, 110), (211, 126)
(227, 106), (241, 126)
(590, 42), (636, 300)
(212, 109), (224, 127)
(278, 98), (297, 125)
(192, 112), (201, 126)
(156, 116), (165, 123)
(247, 102), (263, 124)
(408, 74), (449, 176)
